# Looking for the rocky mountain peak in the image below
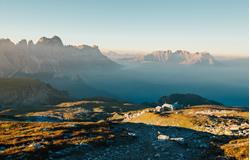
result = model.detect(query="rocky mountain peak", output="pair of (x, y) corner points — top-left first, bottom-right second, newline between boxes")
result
(175, 50), (190, 55)
(77, 44), (94, 49)
(77, 44), (99, 50)
(28, 40), (34, 46)
(0, 38), (15, 46)
(144, 50), (217, 65)
(17, 39), (28, 47)
(104, 49), (218, 65)
(0, 36), (120, 76)
(36, 35), (63, 47)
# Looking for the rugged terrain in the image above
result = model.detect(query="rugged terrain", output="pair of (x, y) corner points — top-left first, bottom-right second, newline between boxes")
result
(0, 36), (119, 77)
(104, 50), (218, 65)
(0, 98), (248, 160)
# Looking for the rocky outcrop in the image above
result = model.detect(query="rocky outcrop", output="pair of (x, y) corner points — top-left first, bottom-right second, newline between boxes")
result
(36, 36), (63, 47)
(144, 50), (217, 65)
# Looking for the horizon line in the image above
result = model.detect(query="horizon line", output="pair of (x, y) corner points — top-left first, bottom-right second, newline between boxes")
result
(1, 35), (249, 58)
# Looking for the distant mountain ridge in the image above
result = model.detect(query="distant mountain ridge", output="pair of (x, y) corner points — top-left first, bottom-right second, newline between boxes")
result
(143, 93), (223, 107)
(158, 93), (223, 106)
(104, 50), (218, 65)
(0, 36), (119, 77)
(0, 78), (69, 107)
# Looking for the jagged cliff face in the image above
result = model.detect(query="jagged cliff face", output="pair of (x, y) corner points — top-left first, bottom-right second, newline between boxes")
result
(144, 50), (217, 65)
(0, 36), (119, 77)
(104, 50), (217, 65)
(0, 78), (69, 106)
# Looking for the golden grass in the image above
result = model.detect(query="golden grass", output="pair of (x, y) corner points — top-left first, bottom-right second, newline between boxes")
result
(221, 138), (249, 160)
(126, 106), (248, 132)
(0, 121), (114, 159)
(126, 112), (198, 130)
(125, 106), (249, 160)
(0, 105), (248, 159)
(56, 100), (104, 108)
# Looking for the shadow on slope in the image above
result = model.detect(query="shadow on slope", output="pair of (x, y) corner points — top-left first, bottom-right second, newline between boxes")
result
(0, 121), (242, 160)
(0, 98), (147, 122)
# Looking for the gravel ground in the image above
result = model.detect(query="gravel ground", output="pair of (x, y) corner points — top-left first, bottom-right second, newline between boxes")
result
(59, 123), (230, 160)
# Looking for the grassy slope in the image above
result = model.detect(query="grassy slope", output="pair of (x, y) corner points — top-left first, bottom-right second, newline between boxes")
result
(221, 138), (249, 160)
(0, 121), (114, 159)
(0, 101), (248, 160)
(125, 105), (248, 130)
(124, 105), (249, 160)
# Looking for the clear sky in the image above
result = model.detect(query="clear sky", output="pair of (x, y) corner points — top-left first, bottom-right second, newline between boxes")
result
(0, 0), (248, 57)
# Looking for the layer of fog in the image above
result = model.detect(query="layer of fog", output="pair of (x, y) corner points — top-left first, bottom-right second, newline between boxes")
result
(53, 60), (248, 107)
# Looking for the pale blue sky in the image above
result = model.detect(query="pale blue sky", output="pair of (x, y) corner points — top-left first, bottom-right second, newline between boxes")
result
(0, 0), (248, 56)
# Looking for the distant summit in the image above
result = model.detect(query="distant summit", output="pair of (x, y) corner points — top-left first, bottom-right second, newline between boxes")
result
(145, 50), (217, 65)
(37, 36), (63, 46)
(0, 36), (119, 77)
(0, 38), (15, 47)
(104, 50), (218, 65)
(147, 50), (216, 65)
(17, 39), (28, 47)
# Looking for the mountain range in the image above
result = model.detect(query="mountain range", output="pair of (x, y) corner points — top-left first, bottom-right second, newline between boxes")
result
(0, 36), (248, 106)
(104, 50), (218, 65)
(0, 35), (220, 78)
(0, 36), (119, 77)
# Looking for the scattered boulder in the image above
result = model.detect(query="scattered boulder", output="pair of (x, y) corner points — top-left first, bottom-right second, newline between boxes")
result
(157, 134), (170, 141)
(154, 153), (160, 158)
(28, 142), (42, 150)
(128, 132), (136, 137)
(170, 137), (185, 144)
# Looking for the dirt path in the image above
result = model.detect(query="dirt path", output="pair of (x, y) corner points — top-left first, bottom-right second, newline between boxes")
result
(60, 122), (226, 160)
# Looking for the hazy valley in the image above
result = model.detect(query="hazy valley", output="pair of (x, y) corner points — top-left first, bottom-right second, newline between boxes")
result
(0, 36), (248, 107)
